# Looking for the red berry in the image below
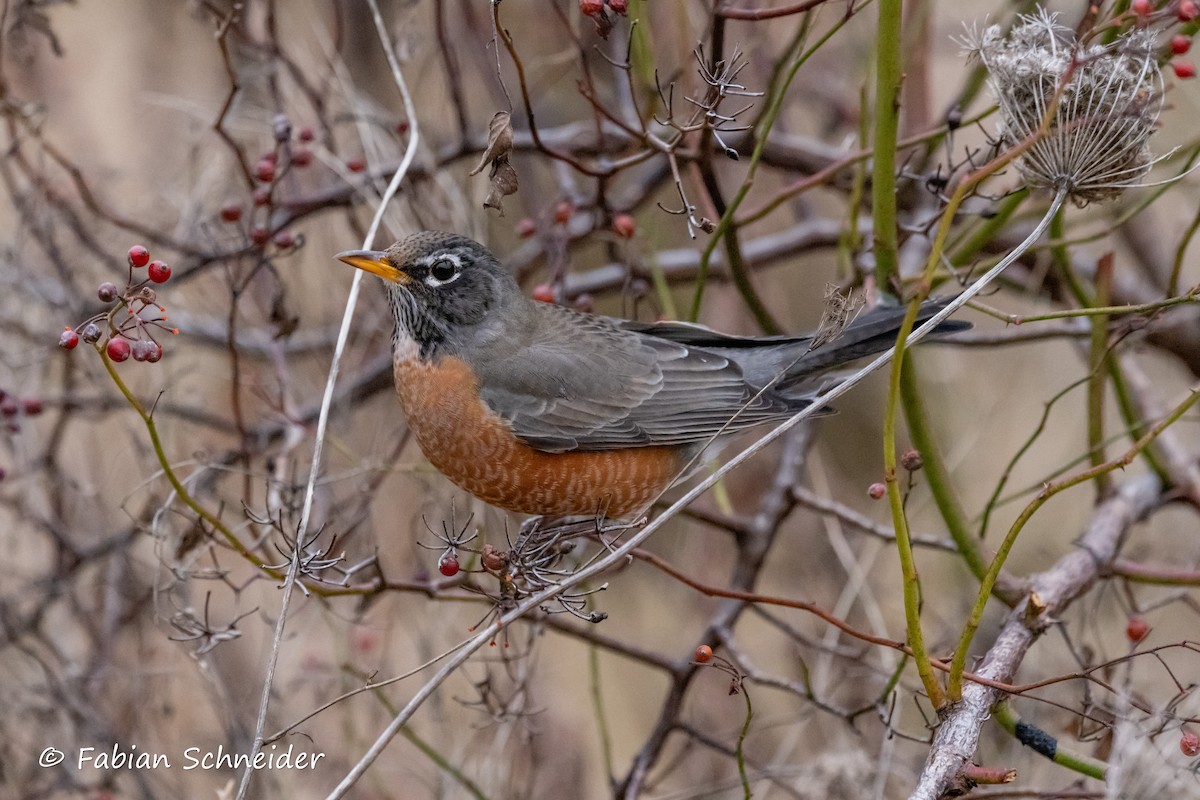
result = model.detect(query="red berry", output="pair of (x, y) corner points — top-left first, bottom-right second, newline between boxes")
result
(515, 217), (537, 238)
(610, 0), (628, 13)
(252, 187), (272, 207)
(1182, 731), (1200, 757)
(147, 260), (171, 284)
(58, 329), (79, 350)
(23, 398), (43, 416)
(272, 230), (295, 249)
(145, 342), (163, 363)
(1126, 614), (1150, 642)
(868, 482), (886, 500)
(98, 282), (119, 302)
(220, 202), (243, 222)
(131, 339), (154, 362)
(128, 245), (150, 268)
(1172, 35), (1192, 55)
(612, 213), (636, 238)
(1173, 60), (1196, 79)
(439, 556), (460, 577)
(580, 0), (604, 15)
(1181, 0), (1199, 20)
(0, 396), (18, 417)
(532, 283), (556, 303)
(250, 226), (271, 246)
(1132, 0), (1154, 14)
(298, 126), (315, 143)
(395, 120), (410, 135)
(291, 147), (312, 167)
(346, 157), (366, 173)
(694, 645), (713, 663)
(260, 150), (279, 165)
(106, 338), (131, 363)
(554, 201), (574, 225)
(254, 159), (276, 183)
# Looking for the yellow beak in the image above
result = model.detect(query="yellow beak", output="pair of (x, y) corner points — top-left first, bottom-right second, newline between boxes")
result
(335, 249), (412, 284)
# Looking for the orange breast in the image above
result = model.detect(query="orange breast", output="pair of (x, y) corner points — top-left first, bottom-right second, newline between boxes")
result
(393, 352), (685, 517)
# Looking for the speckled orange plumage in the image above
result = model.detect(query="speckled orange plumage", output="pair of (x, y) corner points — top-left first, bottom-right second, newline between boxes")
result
(393, 351), (687, 517)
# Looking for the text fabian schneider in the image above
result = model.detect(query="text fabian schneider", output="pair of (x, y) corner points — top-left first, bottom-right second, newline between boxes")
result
(76, 743), (324, 770)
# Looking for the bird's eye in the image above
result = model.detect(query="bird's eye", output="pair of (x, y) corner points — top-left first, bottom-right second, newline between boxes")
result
(428, 259), (459, 284)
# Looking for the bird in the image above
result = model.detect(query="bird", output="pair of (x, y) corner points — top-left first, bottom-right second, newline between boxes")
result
(336, 231), (967, 518)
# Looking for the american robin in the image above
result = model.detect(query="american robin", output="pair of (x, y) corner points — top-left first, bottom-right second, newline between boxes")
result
(337, 231), (966, 517)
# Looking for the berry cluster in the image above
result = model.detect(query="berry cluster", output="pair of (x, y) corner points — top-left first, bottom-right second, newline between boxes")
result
(1129, 0), (1199, 78)
(58, 244), (177, 363)
(0, 388), (42, 441)
(579, 0), (628, 38)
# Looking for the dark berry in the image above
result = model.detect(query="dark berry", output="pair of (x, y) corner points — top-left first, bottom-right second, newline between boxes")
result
(145, 342), (163, 363)
(128, 245), (150, 268)
(98, 282), (119, 303)
(106, 338), (131, 362)
(252, 187), (272, 207)
(81, 323), (102, 343)
(254, 159), (276, 184)
(346, 157), (366, 173)
(395, 120), (410, 135)
(291, 147), (312, 167)
(272, 230), (295, 249)
(22, 398), (43, 416)
(612, 213), (636, 238)
(868, 482), (886, 500)
(0, 396), (18, 417)
(260, 150), (279, 165)
(900, 449), (923, 471)
(58, 329), (79, 350)
(131, 339), (153, 362)
(220, 202), (243, 222)
(298, 126), (315, 142)
(147, 260), (171, 283)
(250, 226), (271, 246)
(439, 556), (460, 577)
(138, 286), (157, 304)
(272, 113), (292, 142)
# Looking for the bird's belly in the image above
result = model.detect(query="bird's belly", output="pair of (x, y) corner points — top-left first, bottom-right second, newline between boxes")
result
(393, 353), (684, 517)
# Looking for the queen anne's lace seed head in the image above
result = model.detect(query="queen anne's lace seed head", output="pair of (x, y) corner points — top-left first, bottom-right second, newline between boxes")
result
(963, 10), (1164, 205)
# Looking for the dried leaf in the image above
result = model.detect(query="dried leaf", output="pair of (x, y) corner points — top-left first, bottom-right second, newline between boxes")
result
(469, 111), (513, 176)
(483, 159), (519, 216)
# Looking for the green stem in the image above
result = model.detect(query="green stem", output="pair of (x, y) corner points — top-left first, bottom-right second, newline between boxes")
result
(871, 0), (903, 298)
(948, 383), (1200, 699)
(900, 359), (994, 589)
(99, 346), (269, 571)
(992, 702), (1106, 781)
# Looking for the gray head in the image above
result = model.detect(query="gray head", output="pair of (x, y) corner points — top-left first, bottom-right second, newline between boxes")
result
(336, 231), (522, 356)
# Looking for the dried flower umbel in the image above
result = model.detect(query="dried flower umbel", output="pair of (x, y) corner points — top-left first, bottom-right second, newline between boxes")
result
(964, 11), (1166, 205)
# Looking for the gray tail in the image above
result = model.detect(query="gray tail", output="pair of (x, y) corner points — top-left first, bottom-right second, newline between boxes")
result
(779, 298), (968, 387)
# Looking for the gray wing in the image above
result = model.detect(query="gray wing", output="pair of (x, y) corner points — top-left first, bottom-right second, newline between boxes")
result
(469, 304), (805, 453)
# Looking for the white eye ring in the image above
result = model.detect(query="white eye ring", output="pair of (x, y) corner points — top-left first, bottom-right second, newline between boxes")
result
(423, 255), (462, 287)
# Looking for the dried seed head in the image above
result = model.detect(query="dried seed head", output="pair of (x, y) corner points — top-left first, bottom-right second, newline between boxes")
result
(963, 11), (1165, 205)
